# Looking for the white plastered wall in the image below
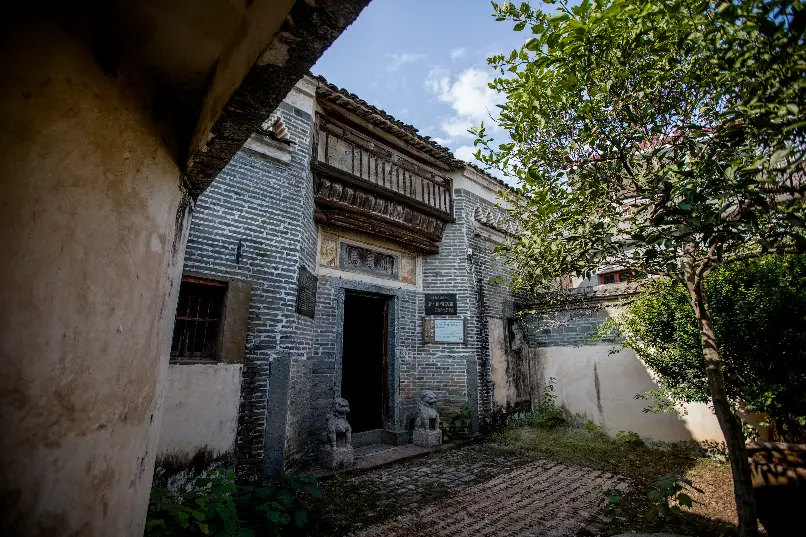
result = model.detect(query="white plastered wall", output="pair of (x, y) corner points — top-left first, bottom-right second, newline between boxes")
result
(158, 364), (243, 459)
(537, 345), (724, 442)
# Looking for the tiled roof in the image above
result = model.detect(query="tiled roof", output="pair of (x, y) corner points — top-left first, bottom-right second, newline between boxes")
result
(311, 74), (518, 193)
(521, 281), (645, 312)
(313, 74), (464, 169)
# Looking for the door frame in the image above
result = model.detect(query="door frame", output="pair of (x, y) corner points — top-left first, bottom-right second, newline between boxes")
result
(336, 286), (396, 431)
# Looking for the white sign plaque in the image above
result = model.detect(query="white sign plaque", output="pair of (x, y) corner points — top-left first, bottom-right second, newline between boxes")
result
(433, 319), (464, 343)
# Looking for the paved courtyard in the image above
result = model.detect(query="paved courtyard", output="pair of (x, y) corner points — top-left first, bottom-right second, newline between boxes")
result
(318, 443), (630, 537)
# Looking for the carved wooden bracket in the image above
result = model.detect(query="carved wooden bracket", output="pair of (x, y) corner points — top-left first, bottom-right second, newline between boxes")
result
(312, 113), (454, 253)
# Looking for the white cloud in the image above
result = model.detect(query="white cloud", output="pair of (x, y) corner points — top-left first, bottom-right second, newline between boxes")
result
(424, 67), (450, 95)
(454, 145), (478, 162)
(450, 47), (467, 60)
(436, 68), (500, 120)
(425, 66), (502, 140)
(387, 53), (427, 72)
(441, 118), (475, 138)
(430, 137), (451, 146)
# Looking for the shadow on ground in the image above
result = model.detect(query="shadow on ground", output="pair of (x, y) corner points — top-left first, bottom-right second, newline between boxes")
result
(310, 426), (745, 537)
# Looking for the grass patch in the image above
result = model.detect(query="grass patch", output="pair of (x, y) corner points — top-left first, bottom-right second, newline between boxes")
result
(490, 425), (740, 536)
(492, 426), (693, 481)
(310, 474), (388, 537)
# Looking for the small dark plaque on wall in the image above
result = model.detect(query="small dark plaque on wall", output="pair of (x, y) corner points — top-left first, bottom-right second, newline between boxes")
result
(424, 293), (457, 315)
(296, 266), (318, 318)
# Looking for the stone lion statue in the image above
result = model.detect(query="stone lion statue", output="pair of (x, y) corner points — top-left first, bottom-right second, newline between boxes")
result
(414, 390), (440, 431)
(324, 397), (352, 449)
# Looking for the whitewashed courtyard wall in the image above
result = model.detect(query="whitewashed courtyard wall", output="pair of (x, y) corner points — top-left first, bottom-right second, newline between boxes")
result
(527, 288), (724, 443)
(536, 345), (723, 442)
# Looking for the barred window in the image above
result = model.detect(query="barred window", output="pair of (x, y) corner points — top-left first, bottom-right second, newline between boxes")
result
(170, 277), (227, 362)
(600, 273), (617, 285)
(598, 269), (646, 285)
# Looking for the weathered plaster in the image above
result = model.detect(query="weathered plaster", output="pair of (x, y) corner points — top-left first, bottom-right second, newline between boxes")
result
(184, 0), (372, 194)
(536, 346), (724, 442)
(451, 167), (512, 209)
(158, 364), (243, 459)
(0, 19), (189, 537)
(489, 318), (533, 410)
(188, 0), (296, 162)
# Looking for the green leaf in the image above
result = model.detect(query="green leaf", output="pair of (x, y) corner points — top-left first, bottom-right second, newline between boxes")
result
(514, 21), (527, 31)
(677, 492), (694, 508)
(294, 507), (309, 527)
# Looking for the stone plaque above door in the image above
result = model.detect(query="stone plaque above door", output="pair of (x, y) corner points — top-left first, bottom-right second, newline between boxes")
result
(340, 242), (398, 279)
(319, 233), (418, 285)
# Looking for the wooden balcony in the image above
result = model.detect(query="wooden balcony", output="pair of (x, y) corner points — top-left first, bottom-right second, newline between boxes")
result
(312, 114), (454, 253)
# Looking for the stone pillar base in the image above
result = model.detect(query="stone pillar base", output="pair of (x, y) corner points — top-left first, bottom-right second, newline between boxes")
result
(413, 428), (442, 447)
(319, 445), (353, 470)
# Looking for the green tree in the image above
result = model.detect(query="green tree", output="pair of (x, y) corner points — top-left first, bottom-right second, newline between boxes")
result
(611, 255), (806, 442)
(474, 1), (806, 534)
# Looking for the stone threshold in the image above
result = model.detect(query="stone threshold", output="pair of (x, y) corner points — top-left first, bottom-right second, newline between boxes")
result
(312, 436), (477, 480)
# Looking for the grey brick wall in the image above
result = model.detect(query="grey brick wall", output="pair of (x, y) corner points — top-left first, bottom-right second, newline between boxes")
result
(182, 102), (316, 480)
(526, 307), (611, 347)
(417, 189), (477, 422)
(460, 190), (522, 422)
(523, 285), (641, 348)
(302, 187), (518, 443)
(181, 100), (527, 473)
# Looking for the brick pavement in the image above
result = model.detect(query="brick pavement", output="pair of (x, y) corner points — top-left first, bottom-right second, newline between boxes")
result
(318, 443), (629, 537)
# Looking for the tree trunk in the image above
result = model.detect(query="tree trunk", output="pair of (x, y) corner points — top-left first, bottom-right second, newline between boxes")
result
(684, 263), (759, 537)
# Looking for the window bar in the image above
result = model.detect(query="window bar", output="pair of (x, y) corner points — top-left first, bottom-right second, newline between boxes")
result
(201, 293), (212, 358)
(179, 291), (189, 358)
(192, 288), (202, 356)
(184, 289), (195, 357)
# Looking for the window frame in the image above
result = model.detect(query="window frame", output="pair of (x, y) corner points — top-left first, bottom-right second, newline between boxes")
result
(598, 269), (645, 285)
(170, 276), (228, 364)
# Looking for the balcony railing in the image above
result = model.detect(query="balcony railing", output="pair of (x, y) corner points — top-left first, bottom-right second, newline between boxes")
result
(314, 115), (453, 218)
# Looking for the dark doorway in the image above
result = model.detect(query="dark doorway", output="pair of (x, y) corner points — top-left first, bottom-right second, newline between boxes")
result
(341, 292), (389, 433)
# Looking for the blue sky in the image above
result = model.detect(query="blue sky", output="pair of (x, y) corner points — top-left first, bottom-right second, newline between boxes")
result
(312, 0), (527, 178)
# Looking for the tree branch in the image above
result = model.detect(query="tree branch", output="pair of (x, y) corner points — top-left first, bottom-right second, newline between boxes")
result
(717, 246), (804, 268)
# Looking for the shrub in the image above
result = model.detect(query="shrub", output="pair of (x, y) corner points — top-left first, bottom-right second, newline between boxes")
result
(583, 419), (605, 436)
(532, 377), (567, 430)
(615, 430), (644, 448)
(603, 474), (703, 524)
(146, 469), (322, 537)
(608, 254), (806, 442)
(442, 405), (472, 442)
(644, 475), (704, 522)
